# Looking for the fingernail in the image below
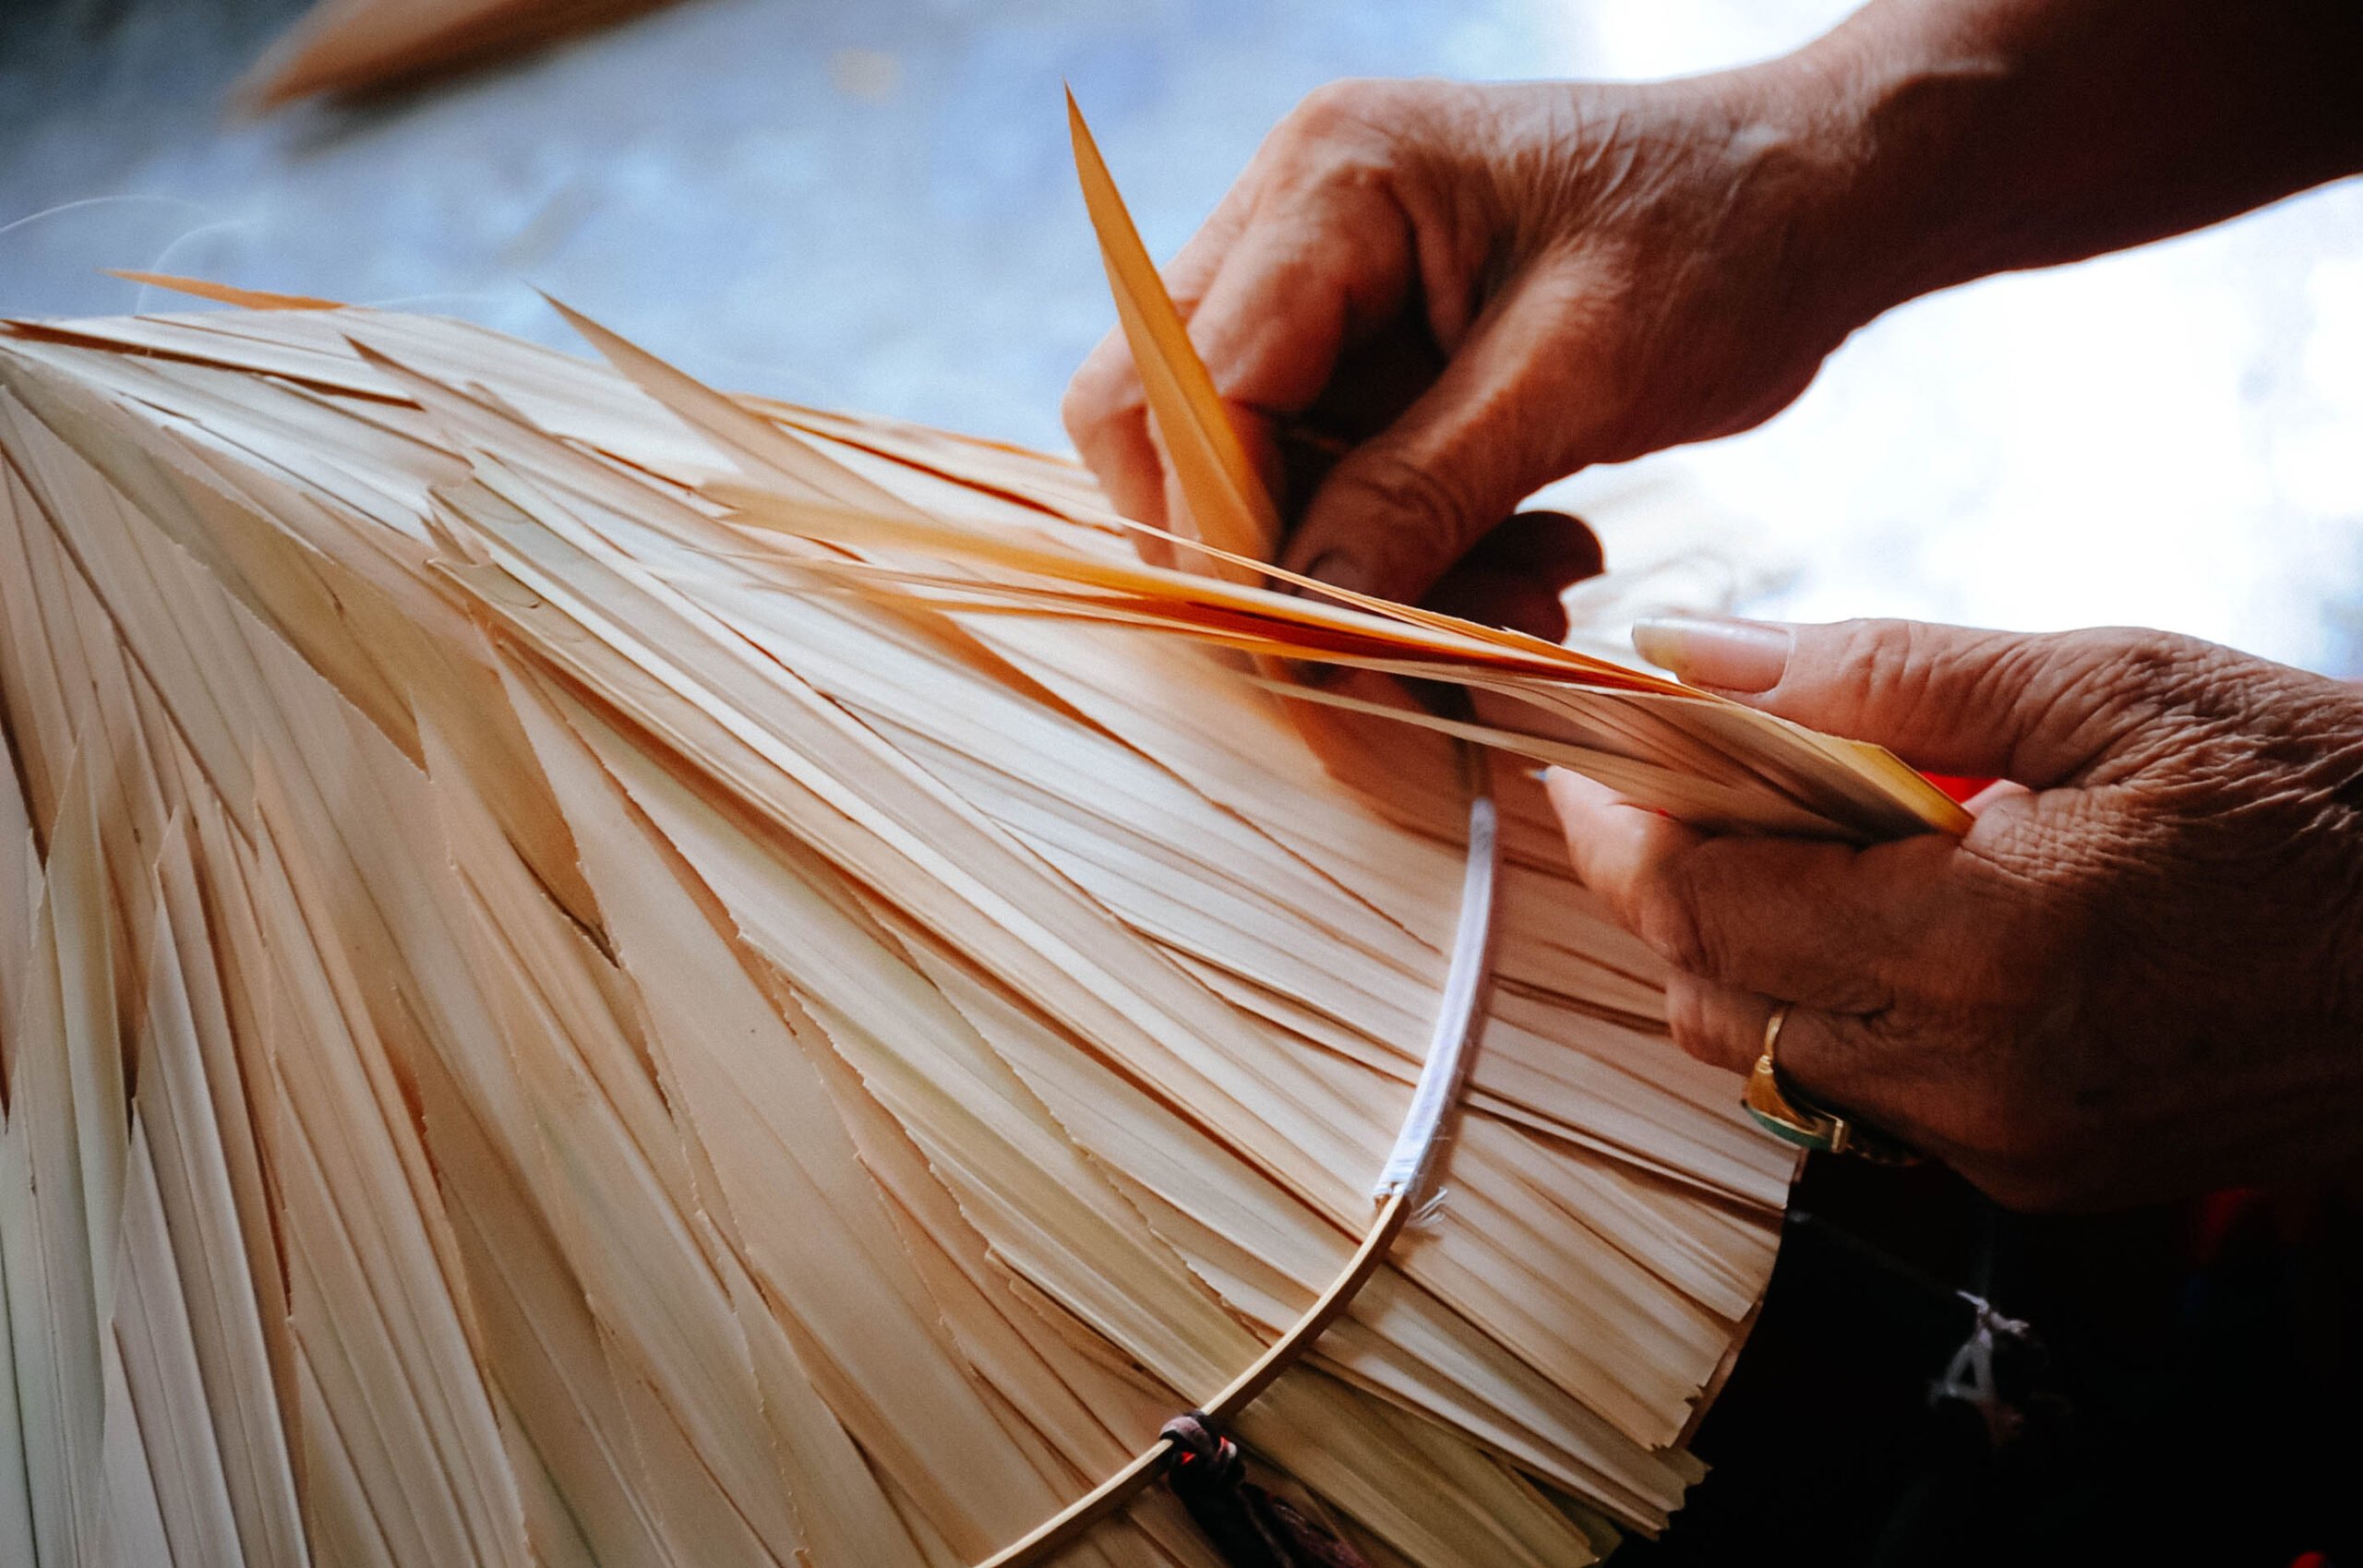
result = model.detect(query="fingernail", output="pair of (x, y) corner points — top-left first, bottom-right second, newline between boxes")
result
(1296, 549), (1377, 602)
(1631, 615), (1793, 694)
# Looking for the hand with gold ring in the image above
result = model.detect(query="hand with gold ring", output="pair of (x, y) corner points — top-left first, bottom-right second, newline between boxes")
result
(1742, 1003), (1917, 1164)
(1549, 616), (2363, 1211)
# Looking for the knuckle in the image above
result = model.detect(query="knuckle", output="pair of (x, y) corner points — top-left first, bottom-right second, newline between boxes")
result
(2073, 626), (2232, 723)
(2081, 626), (2213, 691)
(1632, 878), (1716, 978)
(1065, 337), (1137, 403)
(1215, 247), (1338, 352)
(1056, 382), (1100, 447)
(1326, 449), (1473, 550)
(1659, 977), (1741, 1068)
(1827, 617), (1969, 727)
(1268, 79), (1439, 195)
(1060, 355), (1138, 443)
(2051, 627), (2256, 779)
(1283, 78), (1391, 144)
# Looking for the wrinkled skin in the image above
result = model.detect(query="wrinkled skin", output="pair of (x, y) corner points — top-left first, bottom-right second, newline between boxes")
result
(1062, 73), (1863, 605)
(1062, 0), (2363, 1207)
(1551, 619), (2363, 1211)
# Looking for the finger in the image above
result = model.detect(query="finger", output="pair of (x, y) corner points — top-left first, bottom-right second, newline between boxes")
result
(1630, 615), (2230, 789)
(1661, 970), (1774, 1074)
(1661, 977), (1940, 1155)
(1421, 509), (1604, 642)
(1182, 175), (1417, 422)
(1065, 332), (1172, 535)
(1546, 764), (1701, 889)
(1170, 174), (1424, 540)
(1545, 769), (1917, 1012)
(1277, 266), (1607, 604)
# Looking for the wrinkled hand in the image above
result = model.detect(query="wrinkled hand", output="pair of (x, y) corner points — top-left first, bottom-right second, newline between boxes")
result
(1549, 615), (2363, 1210)
(1062, 73), (1868, 604)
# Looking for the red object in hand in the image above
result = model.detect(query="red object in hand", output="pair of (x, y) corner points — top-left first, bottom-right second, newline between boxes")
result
(1921, 772), (1999, 805)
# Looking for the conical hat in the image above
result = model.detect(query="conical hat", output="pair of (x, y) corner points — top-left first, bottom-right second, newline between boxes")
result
(0, 121), (1961, 1562)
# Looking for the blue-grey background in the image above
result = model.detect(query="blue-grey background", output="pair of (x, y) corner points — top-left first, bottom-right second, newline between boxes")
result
(5, 0), (2359, 672)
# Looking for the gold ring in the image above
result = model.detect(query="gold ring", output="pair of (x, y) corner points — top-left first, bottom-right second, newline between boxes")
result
(1741, 1002), (1917, 1163)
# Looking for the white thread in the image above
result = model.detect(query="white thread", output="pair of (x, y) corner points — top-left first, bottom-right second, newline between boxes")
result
(134, 219), (257, 311)
(1930, 1291), (2034, 1447)
(1373, 785), (1497, 1202)
(0, 193), (212, 245)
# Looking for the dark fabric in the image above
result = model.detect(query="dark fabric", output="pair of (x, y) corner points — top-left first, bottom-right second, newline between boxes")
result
(1613, 1159), (2363, 1568)
(1162, 1413), (1375, 1568)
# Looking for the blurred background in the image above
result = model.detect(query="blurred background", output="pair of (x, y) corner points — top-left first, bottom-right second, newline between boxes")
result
(4, 0), (2360, 675)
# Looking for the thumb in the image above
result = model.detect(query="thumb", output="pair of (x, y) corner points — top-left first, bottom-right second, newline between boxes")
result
(1633, 615), (2204, 787)
(1277, 272), (1601, 606)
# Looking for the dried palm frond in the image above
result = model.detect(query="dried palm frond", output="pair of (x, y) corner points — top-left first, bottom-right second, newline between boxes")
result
(0, 117), (1958, 1565)
(238, 0), (678, 109)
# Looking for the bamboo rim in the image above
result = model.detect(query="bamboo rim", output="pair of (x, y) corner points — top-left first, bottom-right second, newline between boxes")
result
(974, 742), (1501, 1567)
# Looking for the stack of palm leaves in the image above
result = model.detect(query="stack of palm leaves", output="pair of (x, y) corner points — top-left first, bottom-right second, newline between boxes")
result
(0, 117), (1961, 1568)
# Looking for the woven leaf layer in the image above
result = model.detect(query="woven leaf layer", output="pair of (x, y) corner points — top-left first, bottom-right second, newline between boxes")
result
(0, 302), (1796, 1567)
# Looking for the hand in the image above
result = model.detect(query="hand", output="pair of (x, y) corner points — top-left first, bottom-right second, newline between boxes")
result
(1061, 71), (1874, 605)
(1548, 615), (2363, 1210)
(1062, 1), (2363, 611)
